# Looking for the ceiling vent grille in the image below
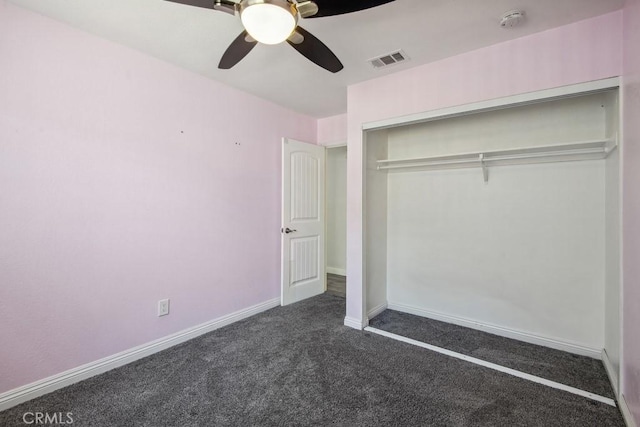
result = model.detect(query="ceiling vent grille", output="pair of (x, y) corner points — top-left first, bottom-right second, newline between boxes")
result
(368, 50), (409, 69)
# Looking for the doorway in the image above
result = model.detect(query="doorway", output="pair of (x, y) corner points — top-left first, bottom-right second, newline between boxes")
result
(325, 145), (347, 298)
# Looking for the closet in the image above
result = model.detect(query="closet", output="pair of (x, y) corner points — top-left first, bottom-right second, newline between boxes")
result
(364, 86), (621, 390)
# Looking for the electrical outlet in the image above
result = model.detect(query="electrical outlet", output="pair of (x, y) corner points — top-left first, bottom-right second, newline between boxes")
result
(158, 299), (170, 317)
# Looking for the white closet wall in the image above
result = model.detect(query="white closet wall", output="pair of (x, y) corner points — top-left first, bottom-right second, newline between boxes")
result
(326, 146), (347, 275)
(366, 91), (620, 354)
(366, 130), (389, 316)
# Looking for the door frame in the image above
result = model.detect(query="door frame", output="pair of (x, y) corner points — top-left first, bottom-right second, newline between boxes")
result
(280, 140), (348, 306)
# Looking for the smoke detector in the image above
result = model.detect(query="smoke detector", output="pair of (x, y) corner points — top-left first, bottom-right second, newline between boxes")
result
(500, 10), (525, 28)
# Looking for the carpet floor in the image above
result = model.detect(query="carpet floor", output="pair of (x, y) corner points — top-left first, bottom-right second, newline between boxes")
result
(0, 294), (625, 426)
(369, 309), (615, 399)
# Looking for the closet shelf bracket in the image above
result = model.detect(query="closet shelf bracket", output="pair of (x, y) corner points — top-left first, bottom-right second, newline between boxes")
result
(479, 154), (488, 183)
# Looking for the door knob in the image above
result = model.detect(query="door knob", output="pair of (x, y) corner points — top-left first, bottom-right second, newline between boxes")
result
(283, 227), (297, 234)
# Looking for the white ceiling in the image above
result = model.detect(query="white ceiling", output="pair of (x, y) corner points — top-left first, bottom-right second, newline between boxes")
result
(8, 0), (624, 118)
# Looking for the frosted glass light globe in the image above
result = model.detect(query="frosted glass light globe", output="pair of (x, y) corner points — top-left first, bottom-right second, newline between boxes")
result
(241, 1), (297, 45)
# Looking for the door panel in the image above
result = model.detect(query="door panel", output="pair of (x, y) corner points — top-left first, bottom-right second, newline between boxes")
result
(282, 138), (325, 305)
(291, 153), (319, 221)
(290, 236), (319, 285)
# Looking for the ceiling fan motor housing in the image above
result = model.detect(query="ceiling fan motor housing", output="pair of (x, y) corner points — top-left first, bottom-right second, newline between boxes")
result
(239, 0), (297, 13)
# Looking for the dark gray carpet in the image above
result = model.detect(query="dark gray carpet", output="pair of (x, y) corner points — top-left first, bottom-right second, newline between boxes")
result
(369, 309), (615, 399)
(0, 294), (624, 426)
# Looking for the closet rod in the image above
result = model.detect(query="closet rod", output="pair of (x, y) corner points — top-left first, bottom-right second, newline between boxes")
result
(377, 139), (615, 172)
(483, 146), (613, 163)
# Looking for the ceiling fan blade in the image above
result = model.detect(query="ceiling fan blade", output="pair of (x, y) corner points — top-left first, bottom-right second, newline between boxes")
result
(306, 0), (395, 18)
(219, 30), (258, 69)
(286, 26), (343, 73)
(163, 0), (216, 10)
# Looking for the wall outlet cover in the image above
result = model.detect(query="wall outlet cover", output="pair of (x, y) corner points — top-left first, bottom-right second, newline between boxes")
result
(158, 299), (170, 317)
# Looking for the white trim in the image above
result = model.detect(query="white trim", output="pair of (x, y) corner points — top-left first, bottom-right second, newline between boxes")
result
(326, 267), (346, 276)
(323, 142), (347, 148)
(0, 298), (280, 412)
(620, 394), (638, 427)
(367, 302), (388, 320)
(344, 316), (365, 330)
(387, 302), (602, 359)
(363, 77), (620, 131)
(602, 349), (620, 397)
(365, 327), (616, 407)
(618, 76), (625, 397)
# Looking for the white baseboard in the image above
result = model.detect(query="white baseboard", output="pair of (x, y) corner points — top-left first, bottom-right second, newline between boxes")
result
(0, 297), (280, 412)
(602, 349), (620, 397)
(386, 302), (602, 359)
(620, 394), (638, 427)
(326, 267), (346, 276)
(344, 316), (365, 330)
(367, 302), (388, 320)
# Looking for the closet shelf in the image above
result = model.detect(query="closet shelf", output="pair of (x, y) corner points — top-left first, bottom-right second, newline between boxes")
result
(376, 139), (617, 182)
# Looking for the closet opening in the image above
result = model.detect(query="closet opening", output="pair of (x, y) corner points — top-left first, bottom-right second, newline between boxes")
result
(361, 81), (622, 396)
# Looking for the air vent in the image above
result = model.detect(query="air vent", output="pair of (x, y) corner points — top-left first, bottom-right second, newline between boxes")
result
(368, 50), (409, 69)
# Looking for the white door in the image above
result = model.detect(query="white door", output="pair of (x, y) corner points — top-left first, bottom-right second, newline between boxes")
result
(281, 138), (326, 305)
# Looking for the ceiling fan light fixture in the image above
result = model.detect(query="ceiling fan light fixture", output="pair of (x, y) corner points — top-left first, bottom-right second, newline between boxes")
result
(240, 0), (298, 45)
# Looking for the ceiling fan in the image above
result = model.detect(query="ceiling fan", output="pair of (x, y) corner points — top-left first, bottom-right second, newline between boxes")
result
(165, 0), (395, 73)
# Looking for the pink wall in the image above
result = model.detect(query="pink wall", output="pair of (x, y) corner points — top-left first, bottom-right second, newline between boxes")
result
(0, 1), (316, 394)
(623, 0), (640, 422)
(345, 11), (623, 324)
(317, 114), (347, 146)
